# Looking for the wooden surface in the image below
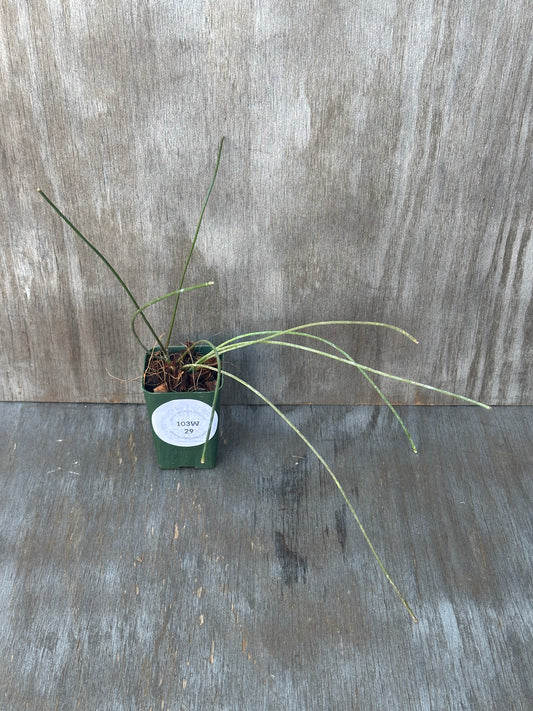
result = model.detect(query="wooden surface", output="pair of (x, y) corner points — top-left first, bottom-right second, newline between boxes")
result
(1, 1), (533, 405)
(1, 402), (531, 710)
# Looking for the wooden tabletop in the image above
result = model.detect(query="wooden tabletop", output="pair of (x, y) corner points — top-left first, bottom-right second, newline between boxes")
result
(1, 403), (531, 710)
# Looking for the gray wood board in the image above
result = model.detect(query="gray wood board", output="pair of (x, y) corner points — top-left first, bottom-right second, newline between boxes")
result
(1, 402), (531, 710)
(1, 1), (533, 404)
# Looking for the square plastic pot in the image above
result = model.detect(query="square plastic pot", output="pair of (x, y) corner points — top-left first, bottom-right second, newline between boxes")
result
(142, 345), (222, 469)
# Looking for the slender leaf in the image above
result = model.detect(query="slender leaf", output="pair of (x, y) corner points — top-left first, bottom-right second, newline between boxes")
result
(166, 137), (225, 349)
(37, 189), (166, 352)
(199, 364), (418, 621)
(192, 340), (223, 464)
(131, 282), (214, 351)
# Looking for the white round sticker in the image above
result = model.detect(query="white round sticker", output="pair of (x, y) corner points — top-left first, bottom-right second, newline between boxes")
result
(151, 399), (218, 447)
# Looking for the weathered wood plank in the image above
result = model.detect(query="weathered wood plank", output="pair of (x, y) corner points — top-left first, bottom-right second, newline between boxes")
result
(1, 1), (532, 404)
(1, 403), (531, 709)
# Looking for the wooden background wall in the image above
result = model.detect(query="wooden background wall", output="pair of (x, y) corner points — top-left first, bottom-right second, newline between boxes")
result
(1, 1), (532, 405)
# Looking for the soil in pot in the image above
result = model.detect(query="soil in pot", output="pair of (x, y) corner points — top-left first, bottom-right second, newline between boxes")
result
(143, 343), (218, 394)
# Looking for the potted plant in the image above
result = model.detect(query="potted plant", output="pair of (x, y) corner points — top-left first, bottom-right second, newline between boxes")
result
(39, 141), (226, 471)
(38, 138), (489, 621)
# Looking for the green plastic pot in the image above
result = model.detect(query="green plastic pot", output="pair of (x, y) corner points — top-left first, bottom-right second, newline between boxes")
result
(142, 345), (222, 469)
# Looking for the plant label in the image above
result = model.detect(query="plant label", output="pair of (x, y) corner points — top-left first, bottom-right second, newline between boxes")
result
(151, 400), (218, 447)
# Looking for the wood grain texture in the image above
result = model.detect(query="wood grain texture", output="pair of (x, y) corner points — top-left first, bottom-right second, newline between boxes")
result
(0, 403), (531, 709)
(0, 1), (532, 404)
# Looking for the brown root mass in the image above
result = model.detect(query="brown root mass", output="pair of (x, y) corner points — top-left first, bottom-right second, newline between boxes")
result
(143, 344), (218, 393)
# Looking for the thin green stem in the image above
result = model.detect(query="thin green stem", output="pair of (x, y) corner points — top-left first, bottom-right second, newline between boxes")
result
(190, 340), (223, 464)
(206, 335), (490, 409)
(210, 320), (419, 354)
(37, 188), (166, 353)
(352, 365), (418, 453)
(194, 320), (418, 365)
(165, 137), (225, 349)
(131, 282), (214, 351)
(202, 364), (418, 621)
(261, 340), (491, 407)
(274, 330), (419, 453)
